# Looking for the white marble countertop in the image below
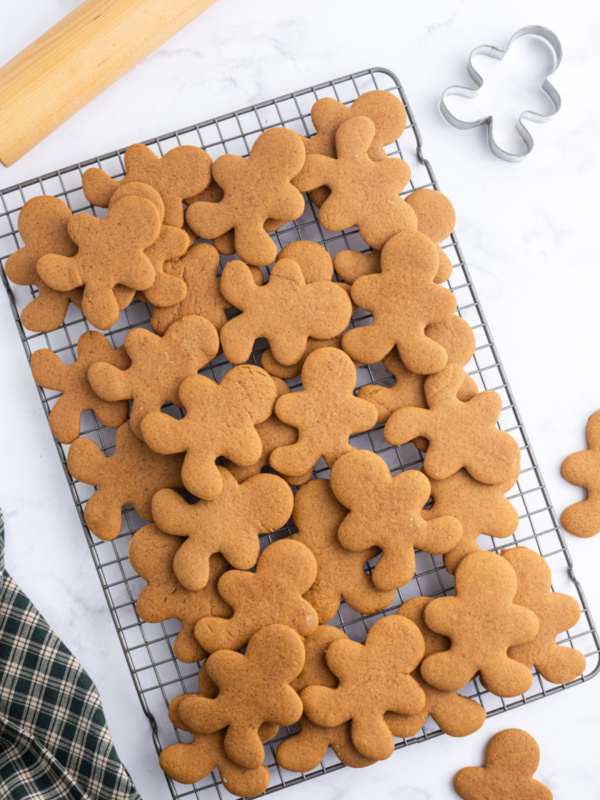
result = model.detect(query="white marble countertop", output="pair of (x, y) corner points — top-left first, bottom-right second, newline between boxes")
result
(1, 1), (600, 798)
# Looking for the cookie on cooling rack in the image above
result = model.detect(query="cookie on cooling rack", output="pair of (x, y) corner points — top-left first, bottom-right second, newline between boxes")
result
(561, 409), (600, 537)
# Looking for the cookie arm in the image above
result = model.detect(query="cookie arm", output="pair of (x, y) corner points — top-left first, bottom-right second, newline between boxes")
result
(293, 154), (334, 193)
(82, 167), (120, 207)
(384, 406), (430, 447)
(37, 253), (83, 292)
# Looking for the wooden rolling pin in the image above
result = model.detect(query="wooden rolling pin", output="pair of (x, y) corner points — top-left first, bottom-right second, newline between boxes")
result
(0, 0), (218, 166)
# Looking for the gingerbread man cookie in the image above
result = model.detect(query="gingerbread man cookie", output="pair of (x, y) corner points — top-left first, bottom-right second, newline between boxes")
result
(454, 729), (553, 800)
(5, 196), (80, 332)
(421, 551), (539, 697)
(330, 450), (463, 591)
(301, 615), (425, 761)
(561, 409), (600, 537)
(342, 231), (457, 371)
(186, 128), (306, 266)
(67, 421), (184, 541)
(176, 624), (305, 769)
(219, 259), (352, 365)
(194, 539), (318, 653)
(150, 243), (230, 334)
(141, 365), (277, 499)
(88, 315), (219, 439)
(384, 363), (521, 485)
(37, 195), (162, 330)
(502, 547), (586, 684)
(30, 331), (129, 444)
(423, 470), (519, 574)
(129, 524), (230, 663)
(270, 348), (377, 479)
(276, 625), (376, 772)
(290, 479), (395, 622)
(151, 467), (293, 591)
(295, 116), (415, 249)
(385, 597), (486, 739)
(223, 377), (312, 485)
(83, 143), (212, 228)
(107, 183), (190, 308)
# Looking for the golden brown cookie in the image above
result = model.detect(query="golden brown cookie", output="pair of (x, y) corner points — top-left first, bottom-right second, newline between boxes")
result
(421, 551), (539, 697)
(342, 231), (457, 370)
(219, 259), (352, 365)
(276, 625), (376, 772)
(129, 524), (230, 663)
(454, 729), (553, 800)
(30, 331), (129, 444)
(561, 409), (600, 537)
(151, 466), (293, 591)
(223, 377), (312, 485)
(385, 597), (486, 738)
(423, 470), (519, 574)
(106, 183), (190, 308)
(37, 195), (162, 330)
(406, 188), (456, 282)
(88, 315), (218, 439)
(290, 479), (395, 622)
(194, 539), (318, 653)
(295, 116), (416, 249)
(501, 547), (586, 684)
(4, 196), (80, 332)
(141, 365), (277, 499)
(357, 342), (477, 425)
(66, 421), (184, 541)
(159, 728), (270, 796)
(331, 450), (463, 591)
(269, 348), (377, 480)
(186, 128), (306, 266)
(300, 615), (425, 761)
(176, 624), (305, 769)
(384, 363), (521, 485)
(82, 143), (212, 228)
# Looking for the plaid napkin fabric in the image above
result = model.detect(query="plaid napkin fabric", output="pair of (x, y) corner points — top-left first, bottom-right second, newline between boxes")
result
(0, 510), (141, 800)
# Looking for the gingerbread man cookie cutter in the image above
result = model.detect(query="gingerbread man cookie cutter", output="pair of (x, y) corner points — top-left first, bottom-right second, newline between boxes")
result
(440, 25), (562, 162)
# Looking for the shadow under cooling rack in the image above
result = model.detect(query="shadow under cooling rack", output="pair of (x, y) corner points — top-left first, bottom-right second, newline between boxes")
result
(1, 66), (599, 800)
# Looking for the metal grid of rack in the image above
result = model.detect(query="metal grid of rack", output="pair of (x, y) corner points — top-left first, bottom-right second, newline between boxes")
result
(1, 66), (598, 800)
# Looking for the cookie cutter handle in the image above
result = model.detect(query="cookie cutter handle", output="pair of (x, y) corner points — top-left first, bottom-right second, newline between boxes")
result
(0, 0), (218, 167)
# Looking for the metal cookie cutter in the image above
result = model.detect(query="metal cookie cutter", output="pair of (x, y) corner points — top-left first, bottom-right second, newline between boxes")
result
(440, 25), (562, 162)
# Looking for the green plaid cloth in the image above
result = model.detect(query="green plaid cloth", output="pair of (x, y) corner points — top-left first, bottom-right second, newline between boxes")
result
(0, 511), (141, 800)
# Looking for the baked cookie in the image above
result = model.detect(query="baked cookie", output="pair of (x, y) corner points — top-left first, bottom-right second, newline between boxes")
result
(129, 524), (230, 663)
(37, 195), (162, 330)
(423, 470), (519, 574)
(223, 377), (312, 485)
(269, 348), (378, 479)
(88, 315), (219, 439)
(421, 551), (539, 697)
(561, 409), (600, 537)
(194, 539), (319, 652)
(83, 143), (212, 228)
(176, 624), (305, 769)
(295, 116), (415, 249)
(151, 467), (293, 591)
(454, 729), (553, 800)
(330, 450), (463, 591)
(186, 128), (306, 266)
(290, 479), (395, 622)
(384, 363), (521, 485)
(342, 231), (457, 371)
(300, 615), (425, 761)
(385, 597), (486, 739)
(141, 365), (277, 499)
(219, 259), (352, 365)
(276, 625), (376, 772)
(502, 547), (586, 684)
(30, 331), (129, 444)
(67, 421), (184, 541)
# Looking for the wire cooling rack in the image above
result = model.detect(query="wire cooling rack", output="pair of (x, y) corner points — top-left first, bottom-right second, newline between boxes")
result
(1, 66), (599, 800)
